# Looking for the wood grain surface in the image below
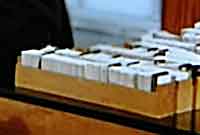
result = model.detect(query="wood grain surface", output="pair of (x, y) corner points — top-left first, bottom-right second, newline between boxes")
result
(0, 97), (156, 135)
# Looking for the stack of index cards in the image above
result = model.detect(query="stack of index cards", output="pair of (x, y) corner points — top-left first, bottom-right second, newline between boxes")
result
(135, 61), (191, 82)
(114, 57), (140, 66)
(181, 28), (200, 44)
(152, 30), (180, 41)
(129, 65), (172, 92)
(41, 52), (123, 83)
(109, 66), (138, 89)
(142, 33), (197, 52)
(81, 53), (113, 63)
(142, 27), (200, 52)
(89, 44), (134, 57)
(165, 69), (190, 82)
(21, 45), (57, 68)
(181, 28), (200, 35)
(108, 63), (171, 92)
(84, 61), (120, 83)
(129, 41), (200, 65)
(182, 33), (200, 44)
(89, 43), (200, 70)
(55, 48), (82, 57)
(195, 22), (200, 29)
(81, 53), (121, 83)
(131, 59), (191, 82)
(42, 54), (88, 78)
(107, 58), (190, 92)
(89, 44), (159, 61)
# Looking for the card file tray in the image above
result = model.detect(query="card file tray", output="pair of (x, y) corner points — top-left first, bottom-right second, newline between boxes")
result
(16, 63), (199, 119)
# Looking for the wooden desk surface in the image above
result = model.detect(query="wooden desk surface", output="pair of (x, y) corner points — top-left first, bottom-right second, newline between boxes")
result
(0, 88), (199, 134)
(0, 97), (155, 135)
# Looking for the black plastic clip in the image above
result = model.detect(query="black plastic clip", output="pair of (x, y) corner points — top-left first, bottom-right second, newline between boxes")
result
(151, 71), (169, 92)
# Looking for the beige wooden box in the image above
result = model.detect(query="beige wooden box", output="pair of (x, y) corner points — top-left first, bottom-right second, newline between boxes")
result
(16, 63), (196, 119)
(196, 78), (200, 109)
